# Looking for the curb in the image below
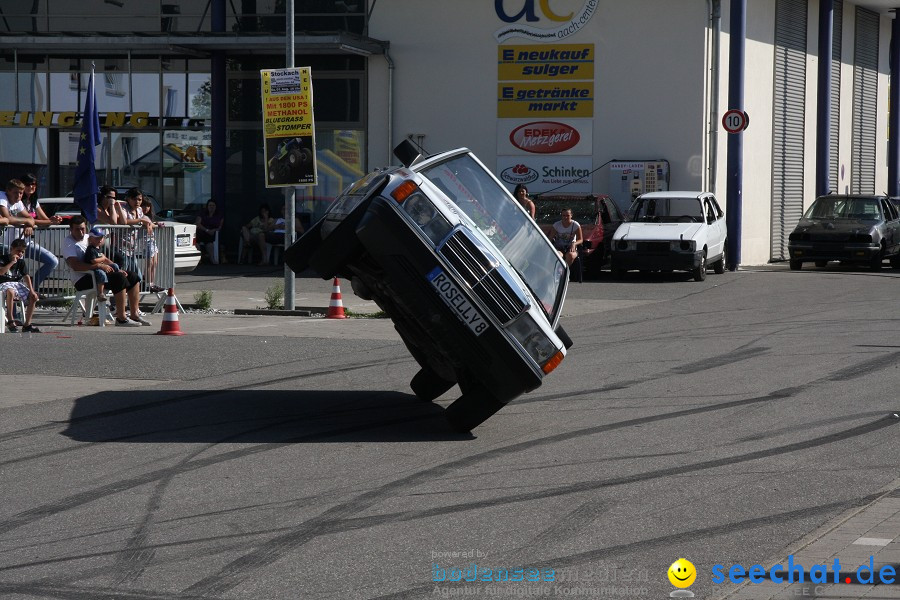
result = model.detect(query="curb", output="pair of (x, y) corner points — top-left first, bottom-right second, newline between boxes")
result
(234, 308), (317, 317)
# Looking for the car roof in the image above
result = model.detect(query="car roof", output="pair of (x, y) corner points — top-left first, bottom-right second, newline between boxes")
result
(637, 191), (709, 199)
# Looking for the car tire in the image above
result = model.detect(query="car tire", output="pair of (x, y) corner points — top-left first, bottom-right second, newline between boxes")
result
(714, 245), (726, 274)
(790, 260), (802, 271)
(815, 260), (827, 268)
(410, 367), (455, 402)
(692, 252), (707, 282)
(288, 148), (302, 166)
(444, 387), (505, 433)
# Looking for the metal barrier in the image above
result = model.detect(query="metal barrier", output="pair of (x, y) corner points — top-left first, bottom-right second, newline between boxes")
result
(5, 224), (176, 301)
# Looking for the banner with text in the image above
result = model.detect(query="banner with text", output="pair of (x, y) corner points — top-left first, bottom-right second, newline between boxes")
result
(497, 155), (593, 195)
(497, 118), (593, 155)
(260, 67), (317, 187)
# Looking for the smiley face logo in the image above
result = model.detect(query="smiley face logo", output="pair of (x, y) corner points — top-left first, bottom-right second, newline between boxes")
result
(668, 558), (697, 588)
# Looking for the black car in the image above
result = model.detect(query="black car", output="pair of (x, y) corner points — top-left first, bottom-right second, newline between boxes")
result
(285, 142), (571, 432)
(787, 194), (900, 270)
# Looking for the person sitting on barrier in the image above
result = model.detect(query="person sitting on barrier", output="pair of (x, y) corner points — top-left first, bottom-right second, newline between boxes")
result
(140, 195), (166, 291)
(196, 199), (224, 265)
(0, 238), (41, 333)
(14, 173), (62, 297)
(63, 216), (149, 327)
(82, 227), (120, 305)
(240, 203), (274, 265)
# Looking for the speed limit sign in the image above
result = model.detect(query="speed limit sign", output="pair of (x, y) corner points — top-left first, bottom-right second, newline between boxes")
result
(722, 109), (750, 134)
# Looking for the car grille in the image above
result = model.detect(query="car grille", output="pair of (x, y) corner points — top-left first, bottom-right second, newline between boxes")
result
(439, 230), (527, 325)
(636, 241), (670, 254)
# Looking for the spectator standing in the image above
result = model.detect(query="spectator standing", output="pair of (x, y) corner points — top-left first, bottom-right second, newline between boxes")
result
(95, 185), (120, 226)
(240, 203), (274, 265)
(140, 195), (165, 291)
(63, 216), (148, 327)
(0, 180), (37, 279)
(195, 199), (224, 265)
(0, 238), (41, 332)
(513, 184), (536, 219)
(117, 187), (154, 278)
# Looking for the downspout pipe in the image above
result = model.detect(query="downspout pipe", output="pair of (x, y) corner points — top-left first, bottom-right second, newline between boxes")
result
(211, 0), (226, 212)
(385, 47), (395, 165)
(889, 12), (900, 196)
(708, 0), (721, 193)
(725, 0), (745, 270)
(816, 0), (833, 197)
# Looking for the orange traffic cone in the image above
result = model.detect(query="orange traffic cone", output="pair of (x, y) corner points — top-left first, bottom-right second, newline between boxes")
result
(327, 277), (347, 319)
(156, 288), (185, 335)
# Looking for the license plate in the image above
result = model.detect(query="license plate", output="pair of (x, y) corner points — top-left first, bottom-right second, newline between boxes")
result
(427, 267), (488, 336)
(177, 235), (191, 247)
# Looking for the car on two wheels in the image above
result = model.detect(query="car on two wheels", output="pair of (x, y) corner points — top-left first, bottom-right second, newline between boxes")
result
(610, 191), (727, 281)
(285, 143), (572, 432)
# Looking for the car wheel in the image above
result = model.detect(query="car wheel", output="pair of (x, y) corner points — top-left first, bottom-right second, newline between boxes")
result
(714, 245), (726, 274)
(871, 248), (884, 271)
(444, 386), (505, 433)
(410, 367), (456, 402)
(288, 148), (302, 166)
(692, 252), (707, 282)
(814, 260), (827, 268)
(789, 260), (802, 271)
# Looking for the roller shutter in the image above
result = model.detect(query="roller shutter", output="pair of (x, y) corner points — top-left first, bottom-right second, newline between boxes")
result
(771, 0), (807, 261)
(829, 0), (842, 192)
(851, 7), (878, 194)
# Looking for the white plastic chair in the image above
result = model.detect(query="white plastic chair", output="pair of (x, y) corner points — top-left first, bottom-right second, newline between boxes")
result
(63, 271), (111, 327)
(237, 236), (274, 265)
(0, 291), (26, 334)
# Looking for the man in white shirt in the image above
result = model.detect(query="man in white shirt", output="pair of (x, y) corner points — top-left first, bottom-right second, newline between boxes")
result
(62, 216), (149, 327)
(0, 178), (59, 295)
(0, 179), (35, 251)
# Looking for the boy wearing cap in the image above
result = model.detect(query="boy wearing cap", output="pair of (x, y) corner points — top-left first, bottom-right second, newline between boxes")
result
(0, 238), (40, 333)
(63, 216), (149, 327)
(83, 227), (119, 303)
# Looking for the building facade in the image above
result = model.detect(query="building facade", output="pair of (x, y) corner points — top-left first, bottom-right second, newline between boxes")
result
(1, 0), (897, 265)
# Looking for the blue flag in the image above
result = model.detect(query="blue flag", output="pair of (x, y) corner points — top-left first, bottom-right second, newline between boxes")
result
(73, 69), (101, 223)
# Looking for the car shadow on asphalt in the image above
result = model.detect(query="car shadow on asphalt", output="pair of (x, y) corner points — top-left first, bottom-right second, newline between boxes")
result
(61, 389), (474, 443)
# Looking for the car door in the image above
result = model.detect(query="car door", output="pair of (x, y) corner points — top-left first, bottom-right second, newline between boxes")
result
(704, 195), (726, 260)
(598, 196), (623, 252)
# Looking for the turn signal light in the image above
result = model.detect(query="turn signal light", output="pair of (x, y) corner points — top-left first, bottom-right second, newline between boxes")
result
(542, 350), (564, 374)
(391, 180), (418, 203)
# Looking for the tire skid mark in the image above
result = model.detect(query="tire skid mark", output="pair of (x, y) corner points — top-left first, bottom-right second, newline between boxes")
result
(826, 351), (900, 381)
(0, 355), (402, 446)
(0, 581), (207, 599)
(180, 386), (804, 597)
(669, 346), (769, 374)
(524, 498), (609, 549)
(370, 493), (881, 600)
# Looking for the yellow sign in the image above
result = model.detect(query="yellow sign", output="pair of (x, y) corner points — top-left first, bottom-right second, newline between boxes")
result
(498, 44), (594, 81)
(260, 67), (317, 187)
(498, 82), (593, 118)
(0, 111), (204, 128)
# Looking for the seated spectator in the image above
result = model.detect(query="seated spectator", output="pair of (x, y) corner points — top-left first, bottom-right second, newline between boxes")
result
(266, 204), (305, 247)
(63, 216), (149, 327)
(195, 199), (224, 265)
(0, 238), (40, 333)
(83, 227), (120, 303)
(240, 203), (274, 265)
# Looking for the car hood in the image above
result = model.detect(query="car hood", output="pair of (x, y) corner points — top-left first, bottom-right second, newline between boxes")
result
(612, 222), (702, 241)
(792, 218), (880, 234)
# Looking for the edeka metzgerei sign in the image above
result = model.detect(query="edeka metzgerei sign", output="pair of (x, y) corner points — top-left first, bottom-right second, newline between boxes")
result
(260, 67), (317, 188)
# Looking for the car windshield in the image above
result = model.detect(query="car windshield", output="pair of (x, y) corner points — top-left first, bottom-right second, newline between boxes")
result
(804, 196), (883, 220)
(534, 198), (596, 225)
(630, 196), (703, 223)
(417, 153), (566, 321)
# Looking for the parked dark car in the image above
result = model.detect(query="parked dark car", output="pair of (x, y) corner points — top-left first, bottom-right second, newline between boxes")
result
(787, 194), (900, 270)
(285, 142), (572, 432)
(534, 194), (623, 277)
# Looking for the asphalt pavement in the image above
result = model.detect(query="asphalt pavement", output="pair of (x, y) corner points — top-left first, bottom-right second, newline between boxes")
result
(5, 261), (900, 599)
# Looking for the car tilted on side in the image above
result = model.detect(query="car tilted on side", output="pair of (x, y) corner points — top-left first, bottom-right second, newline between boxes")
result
(787, 194), (900, 270)
(610, 191), (727, 281)
(285, 143), (572, 432)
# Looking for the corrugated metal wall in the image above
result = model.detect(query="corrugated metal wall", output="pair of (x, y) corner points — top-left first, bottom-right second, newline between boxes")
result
(770, 0), (808, 261)
(851, 6), (878, 194)
(829, 0), (843, 193)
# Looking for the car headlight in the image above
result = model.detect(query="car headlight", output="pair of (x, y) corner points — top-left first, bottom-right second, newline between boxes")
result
(507, 314), (561, 370)
(670, 240), (696, 252)
(402, 192), (452, 244)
